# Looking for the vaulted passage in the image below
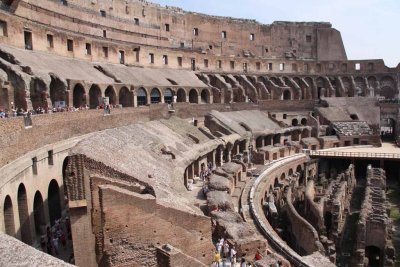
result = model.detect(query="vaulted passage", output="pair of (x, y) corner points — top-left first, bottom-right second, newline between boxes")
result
(105, 86), (116, 105)
(3, 195), (15, 236)
(164, 88), (173, 104)
(150, 88), (161, 104)
(137, 87), (147, 106)
(119, 87), (133, 107)
(73, 84), (85, 108)
(176, 88), (186, 102)
(200, 89), (210, 103)
(189, 89), (198, 103)
(48, 180), (61, 226)
(30, 78), (48, 109)
(17, 184), (32, 244)
(49, 76), (66, 108)
(33, 191), (46, 236)
(89, 84), (101, 109)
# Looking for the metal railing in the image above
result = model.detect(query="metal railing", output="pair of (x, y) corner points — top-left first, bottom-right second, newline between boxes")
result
(308, 150), (400, 159)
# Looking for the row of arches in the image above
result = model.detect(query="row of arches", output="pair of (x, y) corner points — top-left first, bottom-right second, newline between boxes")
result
(3, 180), (62, 244)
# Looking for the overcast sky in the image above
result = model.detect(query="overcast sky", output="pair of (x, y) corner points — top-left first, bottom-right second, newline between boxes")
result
(150, 0), (399, 67)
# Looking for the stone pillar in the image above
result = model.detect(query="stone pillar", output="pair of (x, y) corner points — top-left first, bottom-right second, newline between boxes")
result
(219, 149), (224, 166)
(133, 94), (138, 107)
(212, 150), (216, 168)
(210, 95), (214, 104)
(198, 95), (202, 104)
(186, 96), (189, 103)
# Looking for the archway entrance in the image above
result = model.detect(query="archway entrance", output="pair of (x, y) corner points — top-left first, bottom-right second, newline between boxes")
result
(3, 195), (15, 236)
(189, 89), (198, 103)
(89, 85), (101, 109)
(164, 88), (173, 104)
(105, 86), (116, 105)
(30, 79), (48, 110)
(48, 180), (62, 226)
(381, 118), (396, 141)
(292, 119), (298, 126)
(73, 84), (85, 108)
(33, 191), (46, 236)
(365, 246), (381, 267)
(150, 88), (161, 104)
(380, 86), (395, 99)
(137, 88), (147, 106)
(283, 90), (291, 100)
(200, 89), (210, 103)
(0, 87), (9, 110)
(50, 76), (66, 108)
(176, 88), (186, 102)
(17, 184), (32, 244)
(119, 87), (133, 107)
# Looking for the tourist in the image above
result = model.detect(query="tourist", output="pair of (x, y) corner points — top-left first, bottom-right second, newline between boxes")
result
(254, 250), (263, 261)
(223, 241), (230, 258)
(52, 235), (59, 255)
(215, 250), (221, 267)
(230, 246), (237, 265)
(60, 231), (67, 249)
(240, 257), (247, 267)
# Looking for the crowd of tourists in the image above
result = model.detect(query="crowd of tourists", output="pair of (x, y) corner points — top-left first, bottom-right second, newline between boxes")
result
(40, 217), (74, 264)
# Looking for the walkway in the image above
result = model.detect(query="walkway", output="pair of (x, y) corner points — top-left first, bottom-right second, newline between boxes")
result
(309, 142), (400, 160)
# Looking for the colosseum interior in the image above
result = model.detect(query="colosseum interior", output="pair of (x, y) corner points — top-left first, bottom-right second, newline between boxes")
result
(0, 0), (399, 266)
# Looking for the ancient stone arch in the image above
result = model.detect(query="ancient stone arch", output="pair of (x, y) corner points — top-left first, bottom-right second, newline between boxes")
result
(105, 86), (117, 105)
(189, 88), (198, 103)
(3, 195), (15, 236)
(73, 83), (86, 108)
(118, 86), (133, 107)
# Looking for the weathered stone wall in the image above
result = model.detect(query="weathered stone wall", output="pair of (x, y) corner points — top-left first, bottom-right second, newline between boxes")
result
(99, 185), (214, 266)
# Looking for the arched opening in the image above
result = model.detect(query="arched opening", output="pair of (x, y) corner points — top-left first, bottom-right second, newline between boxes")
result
(17, 183), (32, 244)
(164, 88), (173, 104)
(380, 86), (395, 99)
(89, 84), (101, 109)
(150, 88), (161, 104)
(200, 89), (210, 103)
(48, 180), (61, 226)
(365, 246), (381, 267)
(0, 87), (9, 110)
(30, 78), (48, 110)
(176, 88), (186, 102)
(292, 119), (298, 126)
(273, 134), (281, 145)
(301, 129), (310, 139)
(73, 84), (86, 108)
(33, 191), (46, 236)
(137, 87), (147, 106)
(62, 157), (69, 198)
(189, 89), (198, 103)
(118, 87), (133, 107)
(289, 169), (293, 176)
(256, 136), (264, 148)
(105, 86), (117, 105)
(280, 173), (286, 181)
(3, 195), (15, 236)
(274, 177), (279, 188)
(283, 90), (291, 100)
(301, 118), (307, 126)
(381, 118), (396, 141)
(49, 76), (66, 108)
(324, 211), (332, 238)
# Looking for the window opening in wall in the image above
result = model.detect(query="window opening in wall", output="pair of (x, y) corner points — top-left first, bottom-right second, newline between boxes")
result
(32, 157), (38, 175)
(162, 55), (168, 65)
(118, 50), (125, 64)
(191, 58), (196, 71)
(204, 59), (209, 68)
(193, 28), (199, 36)
(250, 33), (255, 41)
(355, 63), (361, 70)
(134, 18), (139, 25)
(209, 45), (213, 50)
(149, 53), (154, 64)
(221, 31), (227, 39)
(256, 62), (261, 70)
(100, 10), (106, 17)
(328, 63), (335, 70)
(230, 61), (235, 70)
(265, 48), (269, 53)
(85, 43), (92, 55)
(180, 42), (184, 48)
(48, 150), (54, 165)
(243, 63), (248, 73)
(165, 23), (170, 32)
(177, 56), (182, 67)
(368, 62), (374, 71)
(306, 35), (312, 42)
(292, 63), (297, 72)
(24, 31), (32, 50)
(67, 39), (73, 52)
(283, 114), (287, 119)
(267, 63), (273, 71)
(279, 63), (285, 71)
(47, 34), (53, 48)
(0, 20), (8, 37)
(103, 30), (107, 38)
(217, 60), (222, 69)
(316, 64), (322, 72)
(341, 63), (347, 72)
(133, 47), (140, 62)
(103, 46), (108, 58)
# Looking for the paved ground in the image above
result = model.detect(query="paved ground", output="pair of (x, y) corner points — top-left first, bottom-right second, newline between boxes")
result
(322, 142), (400, 154)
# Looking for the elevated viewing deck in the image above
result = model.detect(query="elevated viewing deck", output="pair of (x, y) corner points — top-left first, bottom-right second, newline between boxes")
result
(308, 142), (400, 160)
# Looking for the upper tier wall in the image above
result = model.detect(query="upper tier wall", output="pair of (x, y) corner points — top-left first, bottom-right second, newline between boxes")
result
(0, 0), (348, 64)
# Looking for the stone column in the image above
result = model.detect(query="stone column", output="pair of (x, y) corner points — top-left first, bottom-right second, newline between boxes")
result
(133, 94), (138, 107)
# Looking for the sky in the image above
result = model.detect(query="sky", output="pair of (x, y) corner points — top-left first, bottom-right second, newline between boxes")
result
(150, 0), (400, 67)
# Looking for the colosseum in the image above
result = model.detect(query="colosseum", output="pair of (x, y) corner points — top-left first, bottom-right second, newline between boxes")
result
(0, 0), (399, 266)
